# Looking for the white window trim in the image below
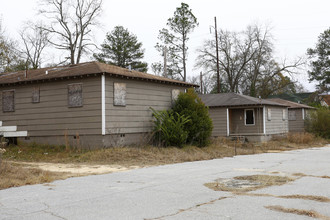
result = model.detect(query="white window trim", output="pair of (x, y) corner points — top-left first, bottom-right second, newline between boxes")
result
(244, 109), (255, 126)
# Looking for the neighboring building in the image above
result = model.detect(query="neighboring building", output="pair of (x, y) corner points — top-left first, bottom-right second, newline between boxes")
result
(0, 61), (196, 148)
(319, 94), (330, 107)
(199, 93), (289, 142)
(268, 98), (315, 132)
(268, 93), (314, 104)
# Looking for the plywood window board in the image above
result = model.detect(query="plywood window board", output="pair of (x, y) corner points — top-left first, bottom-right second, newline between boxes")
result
(2, 90), (15, 112)
(68, 83), (83, 107)
(114, 83), (126, 106)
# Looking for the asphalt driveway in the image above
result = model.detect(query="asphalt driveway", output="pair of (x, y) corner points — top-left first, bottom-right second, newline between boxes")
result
(1, 146), (330, 220)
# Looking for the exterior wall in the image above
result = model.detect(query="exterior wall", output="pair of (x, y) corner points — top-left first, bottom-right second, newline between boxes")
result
(288, 108), (305, 132)
(208, 107), (227, 137)
(265, 106), (288, 134)
(0, 76), (102, 139)
(230, 107), (264, 135)
(105, 76), (186, 136)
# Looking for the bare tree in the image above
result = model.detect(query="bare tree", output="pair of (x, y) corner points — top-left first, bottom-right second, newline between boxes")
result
(195, 24), (304, 97)
(196, 28), (256, 92)
(20, 22), (49, 69)
(39, 0), (102, 64)
(0, 20), (25, 73)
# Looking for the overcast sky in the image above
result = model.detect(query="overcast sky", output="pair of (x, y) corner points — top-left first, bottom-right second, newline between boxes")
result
(1, 0), (329, 91)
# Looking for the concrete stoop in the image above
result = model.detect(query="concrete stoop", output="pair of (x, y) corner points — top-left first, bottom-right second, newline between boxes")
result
(0, 121), (28, 138)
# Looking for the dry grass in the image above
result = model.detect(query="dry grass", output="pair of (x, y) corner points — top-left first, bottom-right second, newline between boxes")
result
(205, 175), (295, 193)
(279, 195), (330, 203)
(2, 134), (328, 166)
(234, 192), (330, 203)
(0, 161), (70, 190)
(287, 132), (316, 144)
(0, 134), (328, 190)
(265, 205), (330, 220)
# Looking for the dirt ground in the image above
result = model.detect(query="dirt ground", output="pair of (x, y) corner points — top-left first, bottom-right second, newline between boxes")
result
(10, 161), (142, 176)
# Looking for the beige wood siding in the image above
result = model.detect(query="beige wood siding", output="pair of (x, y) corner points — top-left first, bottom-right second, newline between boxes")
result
(208, 107), (227, 137)
(105, 77), (186, 134)
(288, 108), (305, 132)
(265, 106), (288, 134)
(0, 76), (102, 136)
(230, 108), (264, 134)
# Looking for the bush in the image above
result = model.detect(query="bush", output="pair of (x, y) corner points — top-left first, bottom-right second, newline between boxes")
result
(151, 108), (190, 147)
(305, 107), (330, 139)
(172, 88), (213, 147)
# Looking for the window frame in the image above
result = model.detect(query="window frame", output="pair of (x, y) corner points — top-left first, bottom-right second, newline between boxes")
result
(113, 82), (126, 107)
(288, 110), (296, 121)
(244, 109), (255, 126)
(267, 108), (272, 121)
(2, 89), (15, 112)
(32, 87), (40, 103)
(282, 109), (287, 121)
(68, 83), (83, 108)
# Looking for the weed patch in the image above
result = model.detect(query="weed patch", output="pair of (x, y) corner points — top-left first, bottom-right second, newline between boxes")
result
(265, 205), (330, 220)
(205, 175), (295, 192)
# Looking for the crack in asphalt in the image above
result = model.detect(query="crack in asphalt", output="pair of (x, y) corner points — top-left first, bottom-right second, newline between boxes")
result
(145, 196), (230, 220)
(41, 202), (68, 220)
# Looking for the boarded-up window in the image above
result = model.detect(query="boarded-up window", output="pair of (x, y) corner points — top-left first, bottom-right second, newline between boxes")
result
(267, 108), (271, 121)
(172, 89), (180, 102)
(282, 109), (287, 120)
(2, 90), (15, 112)
(288, 110), (296, 121)
(245, 109), (255, 125)
(68, 83), (83, 107)
(32, 87), (40, 103)
(114, 83), (126, 106)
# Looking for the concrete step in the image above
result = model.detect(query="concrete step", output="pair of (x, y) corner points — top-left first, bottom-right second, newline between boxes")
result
(0, 126), (17, 132)
(3, 131), (28, 137)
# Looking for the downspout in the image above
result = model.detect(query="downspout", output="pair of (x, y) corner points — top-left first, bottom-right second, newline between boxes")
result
(101, 73), (106, 135)
(226, 108), (229, 136)
(263, 106), (266, 135)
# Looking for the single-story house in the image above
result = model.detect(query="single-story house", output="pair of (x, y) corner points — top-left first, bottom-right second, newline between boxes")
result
(319, 94), (330, 107)
(268, 92), (314, 104)
(268, 98), (315, 132)
(199, 93), (289, 142)
(0, 61), (196, 148)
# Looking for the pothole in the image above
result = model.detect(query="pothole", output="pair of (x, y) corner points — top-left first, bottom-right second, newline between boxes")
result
(205, 175), (295, 192)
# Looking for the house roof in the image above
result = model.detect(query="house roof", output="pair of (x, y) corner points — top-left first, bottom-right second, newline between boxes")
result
(268, 98), (315, 109)
(199, 93), (288, 108)
(267, 93), (313, 104)
(320, 95), (330, 106)
(0, 61), (197, 87)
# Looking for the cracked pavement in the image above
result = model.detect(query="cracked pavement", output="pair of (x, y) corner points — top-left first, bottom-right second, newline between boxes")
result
(0, 146), (330, 220)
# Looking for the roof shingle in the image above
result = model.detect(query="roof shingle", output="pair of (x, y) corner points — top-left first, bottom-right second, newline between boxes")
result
(267, 98), (315, 109)
(199, 93), (288, 107)
(0, 61), (197, 87)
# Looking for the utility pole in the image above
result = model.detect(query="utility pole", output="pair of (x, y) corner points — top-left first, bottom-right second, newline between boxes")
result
(215, 16), (220, 93)
(200, 71), (203, 94)
(163, 46), (167, 78)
